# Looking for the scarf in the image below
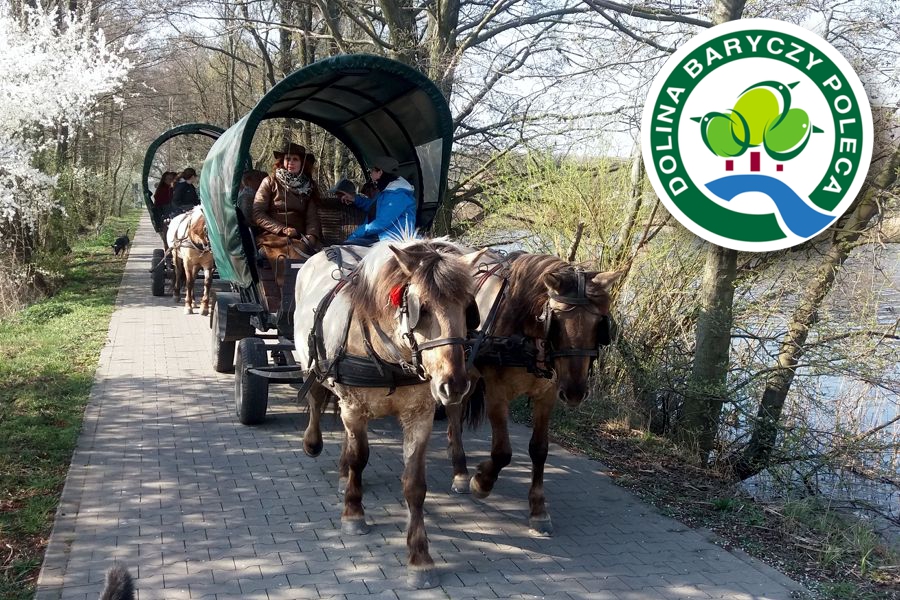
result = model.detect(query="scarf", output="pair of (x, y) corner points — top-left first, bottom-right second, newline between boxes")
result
(275, 168), (311, 196)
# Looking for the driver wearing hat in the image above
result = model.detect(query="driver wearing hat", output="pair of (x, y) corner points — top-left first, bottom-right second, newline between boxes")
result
(252, 142), (321, 281)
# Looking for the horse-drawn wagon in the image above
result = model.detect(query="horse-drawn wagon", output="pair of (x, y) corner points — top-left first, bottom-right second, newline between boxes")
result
(199, 54), (454, 423)
(142, 123), (224, 296)
(196, 53), (623, 589)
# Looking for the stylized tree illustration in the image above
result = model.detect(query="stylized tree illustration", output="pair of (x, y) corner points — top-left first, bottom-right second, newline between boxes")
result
(691, 81), (824, 161)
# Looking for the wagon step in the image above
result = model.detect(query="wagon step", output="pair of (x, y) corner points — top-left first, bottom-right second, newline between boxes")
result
(247, 365), (304, 383)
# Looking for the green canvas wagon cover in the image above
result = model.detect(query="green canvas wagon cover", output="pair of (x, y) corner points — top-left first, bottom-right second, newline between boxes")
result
(142, 123), (225, 234)
(199, 54), (454, 288)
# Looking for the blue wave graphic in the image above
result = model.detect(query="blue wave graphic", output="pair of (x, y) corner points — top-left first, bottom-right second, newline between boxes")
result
(705, 175), (834, 238)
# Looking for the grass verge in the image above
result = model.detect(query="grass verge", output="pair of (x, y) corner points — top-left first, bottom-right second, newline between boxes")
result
(0, 211), (139, 599)
(510, 398), (900, 600)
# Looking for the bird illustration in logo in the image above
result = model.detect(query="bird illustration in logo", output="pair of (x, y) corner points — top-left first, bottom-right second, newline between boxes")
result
(691, 80), (833, 238)
(692, 81), (824, 160)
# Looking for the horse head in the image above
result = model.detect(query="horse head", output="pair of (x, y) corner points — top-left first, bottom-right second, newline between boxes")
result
(187, 209), (210, 251)
(353, 241), (484, 406)
(539, 267), (620, 406)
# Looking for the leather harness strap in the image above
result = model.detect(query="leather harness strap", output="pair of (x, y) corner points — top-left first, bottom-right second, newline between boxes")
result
(305, 251), (470, 390)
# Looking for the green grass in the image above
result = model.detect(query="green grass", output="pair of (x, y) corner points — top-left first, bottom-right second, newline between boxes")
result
(0, 211), (139, 599)
(782, 498), (896, 582)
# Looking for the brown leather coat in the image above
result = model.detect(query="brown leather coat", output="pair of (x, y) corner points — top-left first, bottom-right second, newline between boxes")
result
(252, 175), (321, 251)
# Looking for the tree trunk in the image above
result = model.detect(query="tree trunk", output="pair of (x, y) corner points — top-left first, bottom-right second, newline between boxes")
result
(680, 244), (738, 459)
(612, 144), (645, 267)
(426, 0), (459, 97)
(379, 0), (420, 67)
(676, 0), (745, 463)
(728, 144), (900, 479)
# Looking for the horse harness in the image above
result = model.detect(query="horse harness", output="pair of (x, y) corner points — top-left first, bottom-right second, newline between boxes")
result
(171, 210), (210, 254)
(304, 247), (471, 392)
(470, 258), (612, 379)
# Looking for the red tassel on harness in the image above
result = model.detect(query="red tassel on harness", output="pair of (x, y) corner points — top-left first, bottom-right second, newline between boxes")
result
(389, 285), (405, 307)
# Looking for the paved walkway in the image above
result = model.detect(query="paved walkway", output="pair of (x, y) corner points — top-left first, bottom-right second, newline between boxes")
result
(35, 215), (806, 600)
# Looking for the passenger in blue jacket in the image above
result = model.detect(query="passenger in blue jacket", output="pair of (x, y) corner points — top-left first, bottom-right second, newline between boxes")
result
(336, 156), (415, 245)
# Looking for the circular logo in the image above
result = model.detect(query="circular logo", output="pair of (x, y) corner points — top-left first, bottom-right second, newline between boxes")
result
(641, 18), (873, 252)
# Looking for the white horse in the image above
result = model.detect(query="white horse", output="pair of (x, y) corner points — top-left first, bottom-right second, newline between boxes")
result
(166, 206), (215, 315)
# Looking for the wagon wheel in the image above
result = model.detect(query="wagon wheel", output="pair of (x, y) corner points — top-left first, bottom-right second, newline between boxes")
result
(211, 303), (236, 373)
(151, 249), (166, 296)
(235, 337), (269, 425)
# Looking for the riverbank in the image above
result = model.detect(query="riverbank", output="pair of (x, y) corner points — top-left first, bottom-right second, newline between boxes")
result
(513, 399), (900, 599)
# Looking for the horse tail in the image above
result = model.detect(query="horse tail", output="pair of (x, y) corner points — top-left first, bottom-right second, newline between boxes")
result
(462, 379), (485, 430)
(100, 564), (135, 600)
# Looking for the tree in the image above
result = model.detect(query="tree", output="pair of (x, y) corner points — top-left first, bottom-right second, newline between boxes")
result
(727, 115), (900, 480)
(0, 5), (131, 253)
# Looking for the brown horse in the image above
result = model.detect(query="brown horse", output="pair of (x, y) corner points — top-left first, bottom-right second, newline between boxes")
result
(446, 251), (620, 535)
(166, 206), (215, 315)
(293, 239), (483, 588)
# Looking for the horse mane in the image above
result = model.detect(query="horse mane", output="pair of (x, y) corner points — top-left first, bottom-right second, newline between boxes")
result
(350, 239), (473, 323)
(187, 209), (208, 246)
(497, 253), (611, 333)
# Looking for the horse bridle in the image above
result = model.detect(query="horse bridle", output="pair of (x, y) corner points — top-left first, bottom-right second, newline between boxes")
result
(173, 214), (210, 254)
(390, 284), (474, 380)
(538, 269), (612, 365)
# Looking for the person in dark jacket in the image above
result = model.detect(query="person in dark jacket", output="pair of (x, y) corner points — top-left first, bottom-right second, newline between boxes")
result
(171, 168), (200, 212)
(252, 143), (321, 284)
(237, 169), (267, 222)
(336, 156), (415, 245)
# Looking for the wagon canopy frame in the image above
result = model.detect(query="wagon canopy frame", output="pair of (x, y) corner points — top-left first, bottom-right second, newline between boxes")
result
(199, 54), (455, 289)
(142, 123), (225, 233)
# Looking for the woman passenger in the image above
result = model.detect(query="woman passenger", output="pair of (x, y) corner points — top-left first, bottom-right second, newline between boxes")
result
(252, 143), (321, 281)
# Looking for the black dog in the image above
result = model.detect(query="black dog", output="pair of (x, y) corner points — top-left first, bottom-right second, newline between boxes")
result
(111, 229), (130, 256)
(99, 565), (134, 600)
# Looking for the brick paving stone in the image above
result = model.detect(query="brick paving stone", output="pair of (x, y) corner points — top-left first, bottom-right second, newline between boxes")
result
(34, 215), (808, 600)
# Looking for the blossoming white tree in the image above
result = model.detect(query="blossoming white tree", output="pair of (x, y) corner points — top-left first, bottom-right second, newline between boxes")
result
(0, 5), (131, 236)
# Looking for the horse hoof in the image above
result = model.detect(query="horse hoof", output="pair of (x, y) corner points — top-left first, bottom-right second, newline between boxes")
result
(303, 439), (323, 458)
(469, 475), (491, 500)
(529, 516), (554, 537)
(407, 568), (437, 589)
(451, 475), (470, 494)
(200, 308), (209, 317)
(341, 518), (369, 535)
(184, 308), (193, 315)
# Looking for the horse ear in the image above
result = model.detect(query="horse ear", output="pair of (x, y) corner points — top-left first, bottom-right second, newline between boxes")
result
(542, 272), (564, 294)
(389, 245), (417, 276)
(458, 248), (487, 269)
(590, 270), (624, 290)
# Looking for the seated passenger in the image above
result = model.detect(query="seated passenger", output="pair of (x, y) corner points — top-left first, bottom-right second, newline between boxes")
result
(252, 143), (321, 269)
(154, 171), (176, 209)
(171, 168), (200, 213)
(336, 156), (415, 245)
(237, 169), (267, 222)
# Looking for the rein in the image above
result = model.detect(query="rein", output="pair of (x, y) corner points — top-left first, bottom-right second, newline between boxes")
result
(470, 262), (609, 377)
(172, 212), (211, 254)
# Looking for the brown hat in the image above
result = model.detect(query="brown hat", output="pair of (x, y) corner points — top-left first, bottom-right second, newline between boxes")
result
(369, 155), (400, 175)
(273, 142), (307, 160)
